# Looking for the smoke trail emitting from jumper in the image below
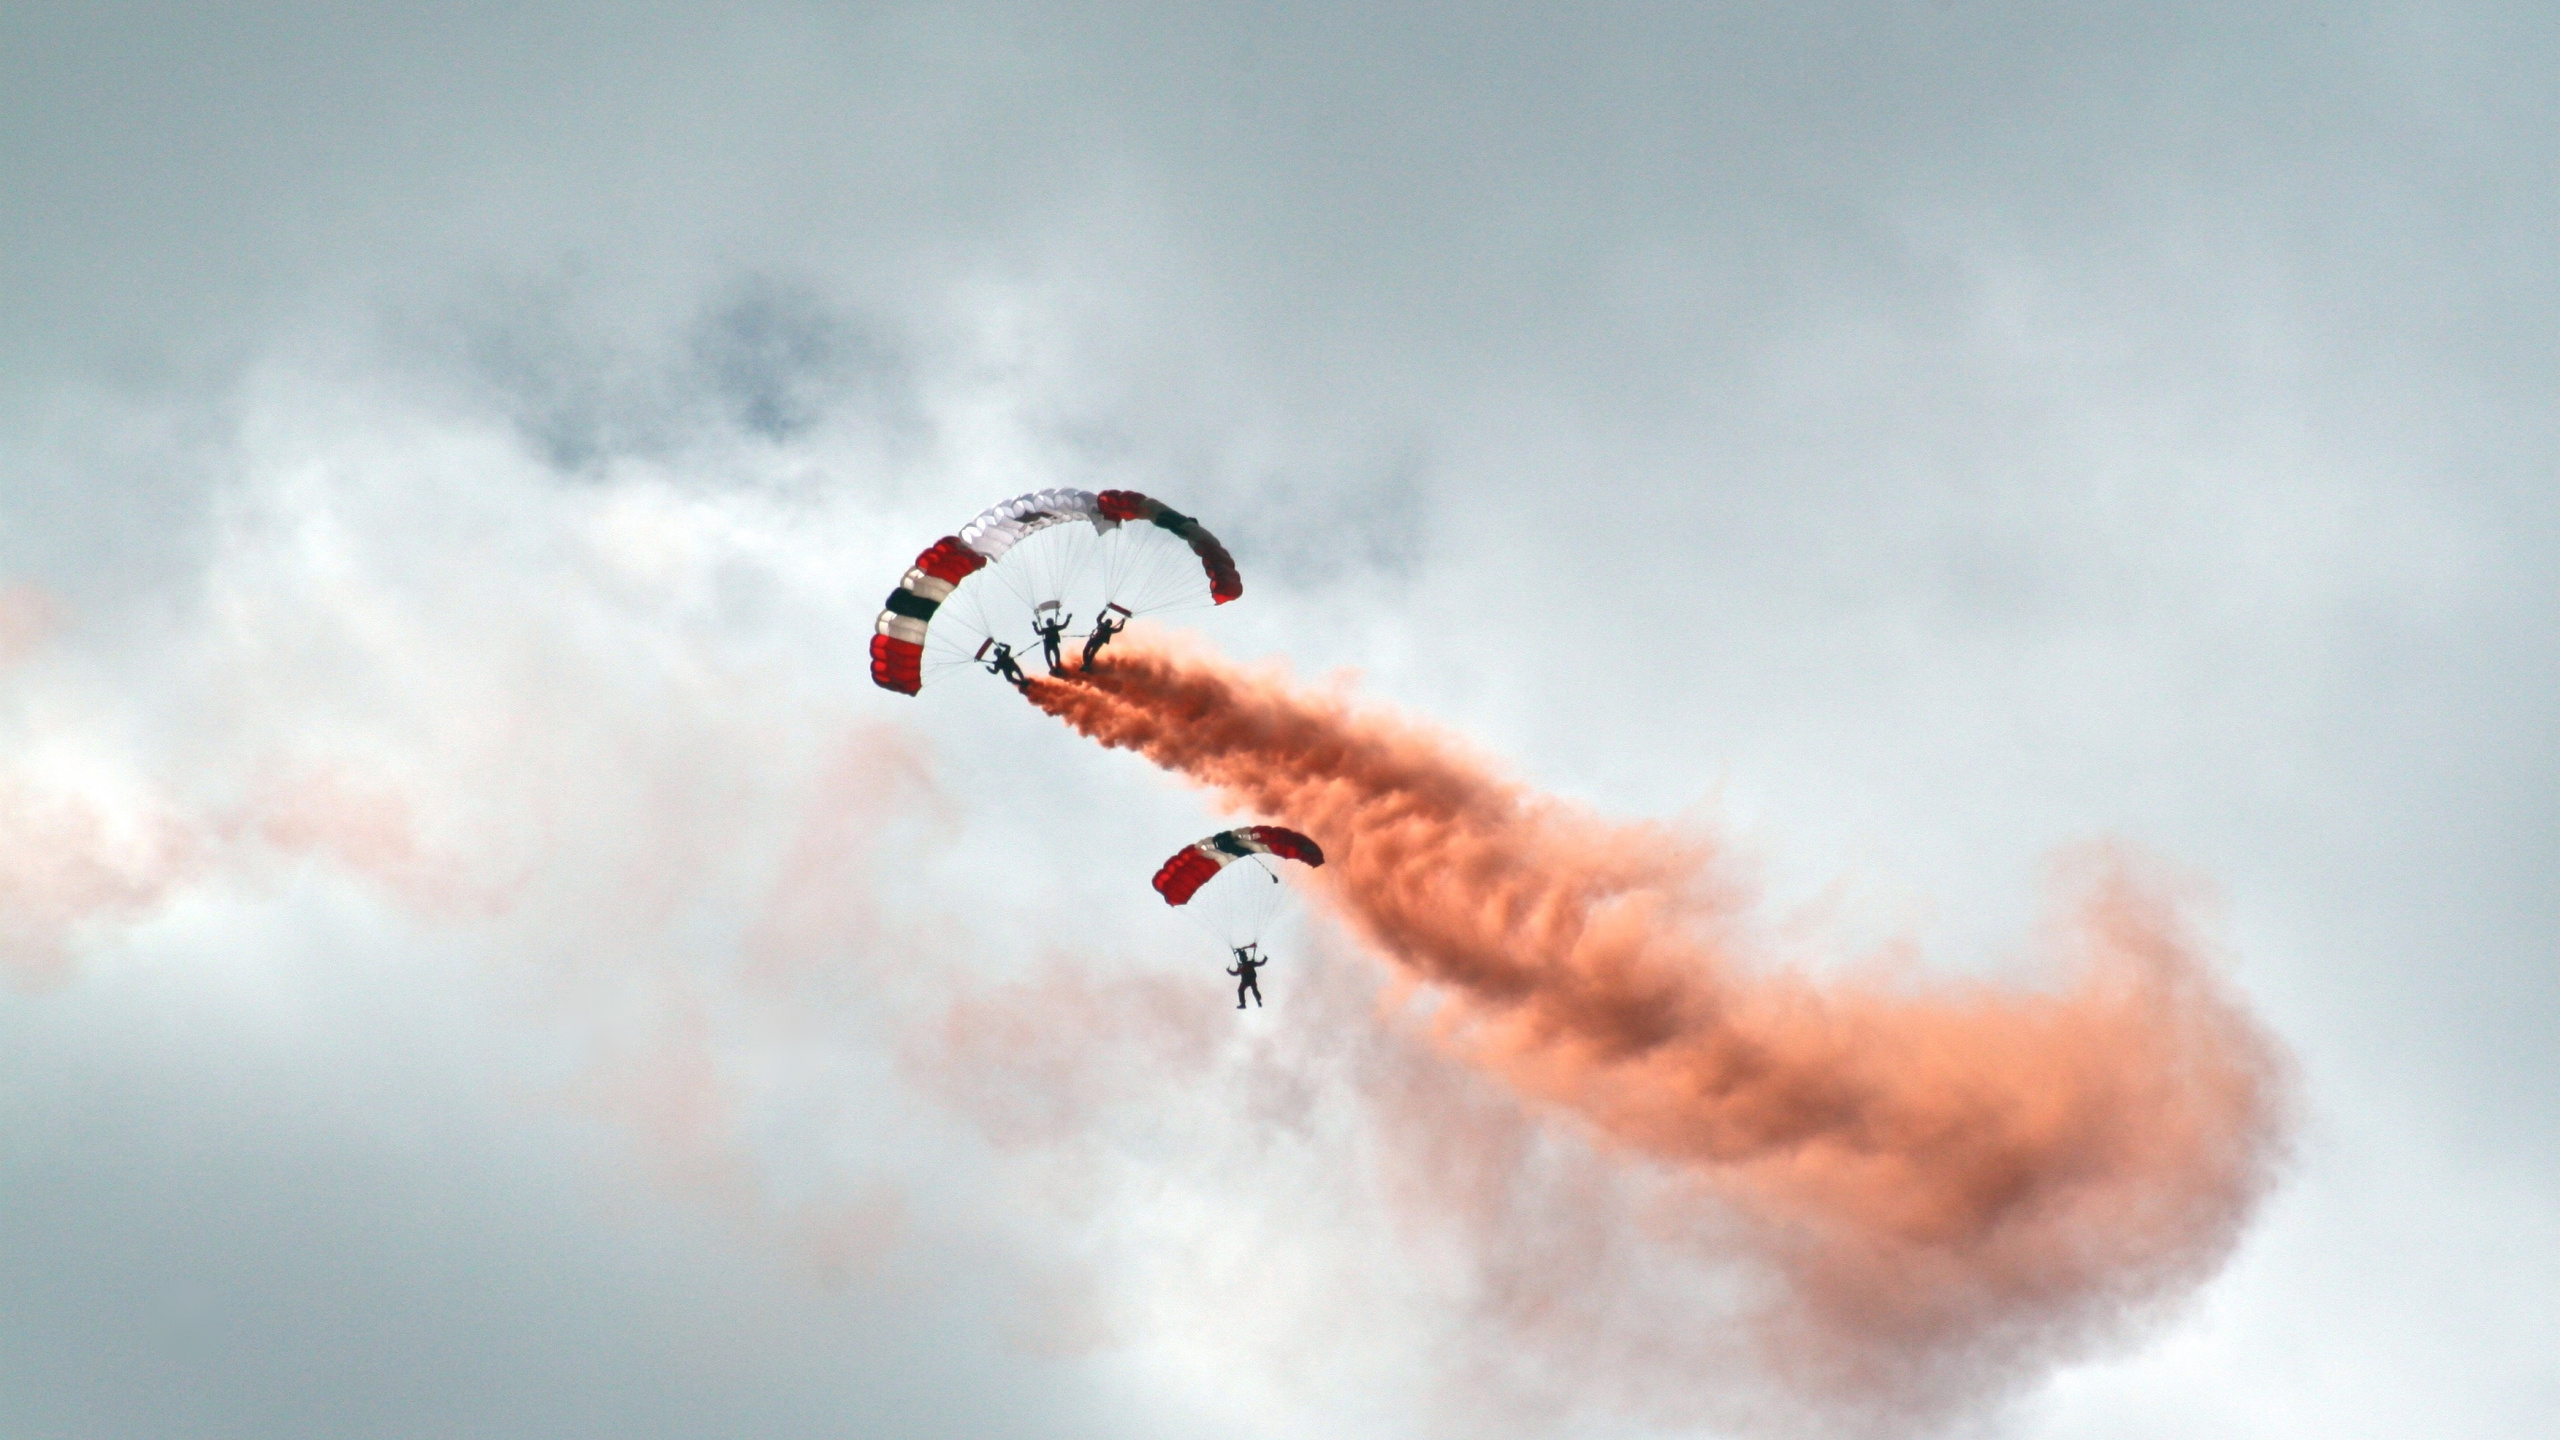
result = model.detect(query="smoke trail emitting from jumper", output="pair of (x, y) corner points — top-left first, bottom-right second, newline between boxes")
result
(1025, 633), (2291, 1402)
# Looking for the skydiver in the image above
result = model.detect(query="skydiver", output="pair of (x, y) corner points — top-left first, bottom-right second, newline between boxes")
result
(1227, 944), (1267, 1009)
(1032, 609), (1074, 674)
(1080, 610), (1126, 671)
(983, 640), (1032, 693)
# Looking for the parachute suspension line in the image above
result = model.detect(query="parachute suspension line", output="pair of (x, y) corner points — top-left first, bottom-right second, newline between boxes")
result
(1022, 522), (1100, 611)
(1140, 525), (1205, 611)
(967, 576), (1003, 654)
(921, 572), (1008, 681)
(1133, 528), (1182, 607)
(1115, 520), (1184, 613)
(1097, 526), (1199, 621)
(979, 523), (1114, 640)
(1052, 527), (1105, 612)
(1095, 525), (1142, 615)
(986, 537), (1043, 617)
(971, 573), (1000, 638)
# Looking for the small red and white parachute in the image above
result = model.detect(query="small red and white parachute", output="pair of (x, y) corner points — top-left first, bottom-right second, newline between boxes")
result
(870, 488), (1241, 694)
(1152, 825), (1326, 905)
(1150, 825), (1324, 950)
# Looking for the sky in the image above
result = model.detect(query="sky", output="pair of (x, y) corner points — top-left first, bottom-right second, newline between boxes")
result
(2, 3), (2553, 1436)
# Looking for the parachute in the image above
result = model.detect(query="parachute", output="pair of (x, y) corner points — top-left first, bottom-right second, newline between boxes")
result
(1153, 825), (1325, 905)
(1151, 825), (1324, 951)
(870, 489), (1241, 694)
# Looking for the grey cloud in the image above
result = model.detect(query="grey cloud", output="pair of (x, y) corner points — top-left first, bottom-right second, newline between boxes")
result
(694, 278), (904, 445)
(409, 269), (915, 474)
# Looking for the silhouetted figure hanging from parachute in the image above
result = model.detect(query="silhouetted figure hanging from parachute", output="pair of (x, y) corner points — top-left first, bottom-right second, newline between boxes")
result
(1080, 604), (1129, 671)
(1031, 603), (1073, 674)
(978, 639), (1031, 693)
(1228, 944), (1267, 1008)
(1151, 826), (1325, 1007)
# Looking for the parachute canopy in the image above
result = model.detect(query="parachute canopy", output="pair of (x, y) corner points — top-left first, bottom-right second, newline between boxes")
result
(871, 488), (1240, 694)
(1152, 825), (1325, 906)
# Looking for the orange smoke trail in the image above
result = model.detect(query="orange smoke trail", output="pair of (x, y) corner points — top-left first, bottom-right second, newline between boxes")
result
(1027, 635), (2290, 1398)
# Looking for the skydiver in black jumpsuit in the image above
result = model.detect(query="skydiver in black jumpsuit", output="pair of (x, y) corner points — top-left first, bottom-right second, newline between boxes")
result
(1032, 610), (1074, 674)
(1080, 611), (1125, 671)
(1228, 944), (1267, 1008)
(983, 641), (1032, 693)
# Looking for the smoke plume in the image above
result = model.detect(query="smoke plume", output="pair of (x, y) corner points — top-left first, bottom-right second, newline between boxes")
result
(1028, 634), (2292, 1411)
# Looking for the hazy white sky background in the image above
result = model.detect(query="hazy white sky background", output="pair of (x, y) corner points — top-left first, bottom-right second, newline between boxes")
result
(2, 3), (2553, 1436)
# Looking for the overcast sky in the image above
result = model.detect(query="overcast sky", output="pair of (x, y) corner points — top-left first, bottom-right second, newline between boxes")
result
(2, 3), (2553, 1437)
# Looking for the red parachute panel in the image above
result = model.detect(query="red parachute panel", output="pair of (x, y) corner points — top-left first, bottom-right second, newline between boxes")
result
(1152, 846), (1225, 907)
(914, 536), (988, 584)
(1196, 536), (1243, 604)
(869, 634), (924, 695)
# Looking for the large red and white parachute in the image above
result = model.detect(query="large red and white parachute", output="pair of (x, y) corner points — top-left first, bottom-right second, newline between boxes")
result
(870, 489), (1240, 694)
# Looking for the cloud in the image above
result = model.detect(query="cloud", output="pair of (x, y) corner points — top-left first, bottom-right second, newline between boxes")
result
(4, 6), (2551, 1433)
